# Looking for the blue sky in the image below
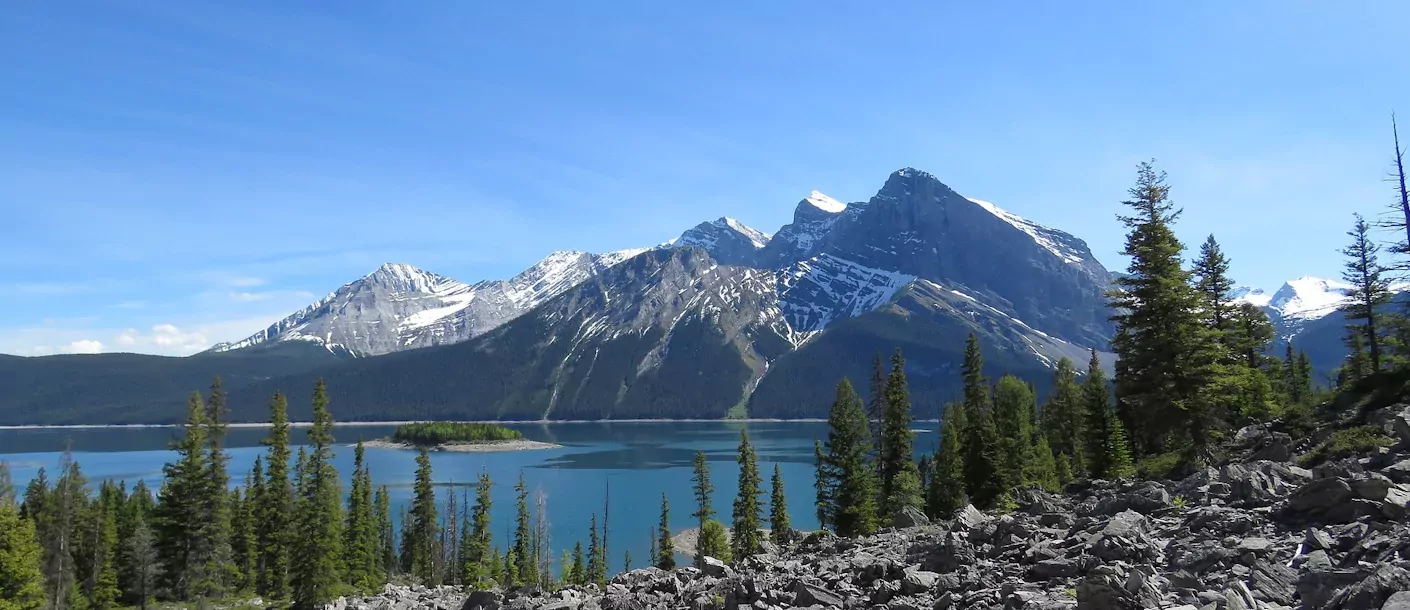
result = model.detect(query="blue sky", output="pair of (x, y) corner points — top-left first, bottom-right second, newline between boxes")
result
(2, 1), (1405, 356)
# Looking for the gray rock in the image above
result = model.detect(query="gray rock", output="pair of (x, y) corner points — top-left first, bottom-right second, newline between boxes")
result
(893, 506), (931, 529)
(1102, 510), (1149, 538)
(1306, 527), (1334, 551)
(1076, 573), (1139, 610)
(901, 570), (940, 594)
(701, 556), (731, 578)
(1288, 478), (1355, 512)
(1250, 561), (1297, 606)
(1351, 474), (1394, 502)
(792, 581), (843, 608)
(1299, 568), (1367, 610)
(1383, 591), (1410, 610)
(954, 504), (989, 530)
(462, 590), (503, 610)
(1343, 565), (1410, 610)
(1383, 459), (1410, 484)
(1236, 537), (1273, 554)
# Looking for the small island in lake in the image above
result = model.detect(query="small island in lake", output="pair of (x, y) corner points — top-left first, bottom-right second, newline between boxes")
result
(363, 422), (561, 452)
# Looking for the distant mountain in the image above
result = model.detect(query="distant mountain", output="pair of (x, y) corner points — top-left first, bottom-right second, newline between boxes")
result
(1233, 276), (1354, 324)
(3, 167), (1132, 424)
(208, 249), (646, 357)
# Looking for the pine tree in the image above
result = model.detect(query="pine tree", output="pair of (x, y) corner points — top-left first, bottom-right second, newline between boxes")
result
(585, 514), (602, 585)
(959, 335), (1004, 508)
(925, 403), (966, 518)
(655, 494), (674, 570)
(486, 547), (502, 587)
(512, 474), (532, 585)
(407, 448), (438, 585)
(1108, 161), (1223, 458)
(0, 462), (45, 610)
(1028, 436), (1059, 492)
(698, 521), (731, 564)
(878, 350), (923, 519)
(257, 392), (293, 600)
(1080, 350), (1131, 479)
(230, 484), (257, 594)
(122, 517), (158, 610)
(154, 393), (206, 602)
(1193, 235), (1236, 349)
(768, 465), (791, 545)
(1343, 332), (1372, 386)
(1104, 412), (1136, 479)
(730, 429), (764, 559)
(569, 543), (585, 585)
(1228, 303), (1276, 371)
(812, 440), (831, 530)
(1055, 453), (1073, 486)
(993, 374), (1036, 489)
(291, 380), (344, 609)
(867, 353), (886, 466)
(343, 442), (378, 593)
(820, 379), (879, 537)
(1381, 113), (1410, 270)
(1340, 213), (1391, 374)
(374, 486), (394, 581)
(200, 377), (235, 599)
(689, 451), (717, 566)
(461, 473), (492, 589)
(1040, 358), (1085, 472)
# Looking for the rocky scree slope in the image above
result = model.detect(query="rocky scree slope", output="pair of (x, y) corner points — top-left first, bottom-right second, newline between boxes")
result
(330, 404), (1410, 610)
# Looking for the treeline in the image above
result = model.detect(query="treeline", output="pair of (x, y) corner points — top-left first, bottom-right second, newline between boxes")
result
(391, 422), (523, 446)
(0, 379), (610, 610)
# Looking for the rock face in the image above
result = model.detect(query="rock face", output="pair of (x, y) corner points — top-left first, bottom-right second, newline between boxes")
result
(328, 447), (1410, 610)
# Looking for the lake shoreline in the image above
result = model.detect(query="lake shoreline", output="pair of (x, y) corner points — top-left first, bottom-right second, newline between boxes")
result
(0, 418), (893, 430)
(359, 438), (563, 453)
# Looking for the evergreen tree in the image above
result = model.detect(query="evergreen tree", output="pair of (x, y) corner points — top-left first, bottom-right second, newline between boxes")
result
(1340, 213), (1391, 373)
(257, 392), (293, 600)
(959, 335), (1004, 507)
(512, 474), (532, 585)
(154, 393), (206, 602)
(1343, 332), (1372, 386)
(1028, 436), (1059, 492)
(0, 462), (44, 610)
(230, 485), (256, 594)
(878, 350), (923, 518)
(1104, 412), (1136, 479)
(993, 374), (1036, 489)
(407, 448), (438, 584)
(1082, 350), (1111, 477)
(1055, 452), (1073, 486)
(122, 517), (158, 610)
(698, 521), (731, 563)
(819, 379), (879, 537)
(200, 377), (235, 599)
(1108, 161), (1223, 458)
(811, 440), (831, 530)
(373, 487), (393, 581)
(568, 543), (585, 585)
(867, 353), (886, 465)
(1381, 113), (1410, 270)
(343, 442), (378, 593)
(925, 403), (966, 518)
(1228, 303), (1276, 370)
(1193, 235), (1236, 349)
(689, 451), (718, 566)
(460, 473), (492, 589)
(768, 465), (791, 545)
(486, 547), (502, 586)
(1040, 358), (1085, 472)
(290, 380), (344, 609)
(655, 495), (674, 570)
(730, 429), (764, 559)
(585, 514), (602, 585)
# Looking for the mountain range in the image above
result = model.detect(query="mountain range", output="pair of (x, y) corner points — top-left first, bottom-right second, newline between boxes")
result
(0, 168), (1363, 425)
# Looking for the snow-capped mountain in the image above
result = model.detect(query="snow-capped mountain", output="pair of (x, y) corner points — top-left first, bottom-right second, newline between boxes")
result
(1233, 276), (1353, 322)
(209, 249), (647, 357)
(667, 217), (772, 265)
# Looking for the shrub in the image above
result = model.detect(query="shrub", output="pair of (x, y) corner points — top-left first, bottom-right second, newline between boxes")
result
(1298, 426), (1394, 467)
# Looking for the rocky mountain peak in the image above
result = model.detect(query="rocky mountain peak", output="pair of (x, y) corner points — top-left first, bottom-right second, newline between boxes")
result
(670, 217), (772, 265)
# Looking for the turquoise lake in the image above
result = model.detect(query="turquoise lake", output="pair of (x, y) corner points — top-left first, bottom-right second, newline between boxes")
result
(0, 422), (939, 572)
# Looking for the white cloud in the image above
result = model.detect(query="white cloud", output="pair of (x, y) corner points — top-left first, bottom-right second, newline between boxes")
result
(148, 324), (209, 351)
(64, 339), (103, 354)
(230, 291), (271, 302)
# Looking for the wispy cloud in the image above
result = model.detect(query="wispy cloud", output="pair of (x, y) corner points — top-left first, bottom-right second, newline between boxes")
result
(65, 339), (104, 354)
(229, 291), (271, 302)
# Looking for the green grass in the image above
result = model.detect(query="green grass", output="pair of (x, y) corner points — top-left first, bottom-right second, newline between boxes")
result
(725, 400), (749, 420)
(1298, 425), (1395, 467)
(391, 421), (523, 445)
(1135, 450), (1184, 480)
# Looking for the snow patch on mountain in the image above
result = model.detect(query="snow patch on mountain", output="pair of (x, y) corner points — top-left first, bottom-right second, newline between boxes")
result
(1272, 276), (1353, 320)
(778, 254), (915, 332)
(805, 190), (846, 213)
(967, 198), (1085, 265)
(1231, 286), (1273, 309)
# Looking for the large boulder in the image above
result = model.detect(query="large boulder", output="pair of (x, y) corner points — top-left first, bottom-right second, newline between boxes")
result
(1093, 481), (1171, 515)
(1342, 565), (1410, 610)
(1288, 478), (1355, 513)
(791, 581), (843, 608)
(892, 506), (930, 529)
(461, 590), (503, 610)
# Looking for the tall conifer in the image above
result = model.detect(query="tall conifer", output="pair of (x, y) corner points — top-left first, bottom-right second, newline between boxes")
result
(1340, 213), (1391, 373)
(730, 430), (764, 558)
(291, 380), (344, 609)
(257, 392), (293, 600)
(878, 350), (923, 518)
(959, 335), (1003, 507)
(926, 403), (966, 518)
(655, 495), (674, 570)
(769, 465), (791, 545)
(820, 379), (878, 536)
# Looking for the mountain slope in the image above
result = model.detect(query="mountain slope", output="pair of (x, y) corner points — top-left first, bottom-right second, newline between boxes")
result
(669, 218), (771, 266)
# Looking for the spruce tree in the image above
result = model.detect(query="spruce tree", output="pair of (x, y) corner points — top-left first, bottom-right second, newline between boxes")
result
(1193, 235), (1236, 348)
(343, 442), (378, 593)
(585, 514), (601, 585)
(768, 465), (791, 545)
(1104, 412), (1136, 479)
(867, 353), (886, 464)
(1108, 161), (1222, 458)
(230, 485), (257, 594)
(820, 379), (879, 537)
(1343, 332), (1372, 386)
(374, 486), (394, 581)
(461, 473), (492, 589)
(123, 517), (158, 610)
(291, 380), (344, 609)
(1028, 436), (1060, 492)
(925, 403), (966, 518)
(407, 448), (438, 585)
(1340, 213), (1391, 373)
(512, 474), (532, 585)
(730, 429), (764, 559)
(698, 521), (731, 563)
(812, 440), (831, 530)
(257, 392), (293, 600)
(689, 451), (718, 565)
(878, 350), (923, 519)
(959, 335), (1003, 508)
(200, 377), (235, 599)
(569, 543), (585, 585)
(0, 462), (44, 610)
(993, 374), (1036, 489)
(655, 494), (674, 570)
(154, 393), (207, 602)
(1040, 358), (1085, 472)
(1228, 303), (1276, 371)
